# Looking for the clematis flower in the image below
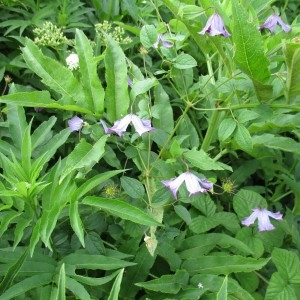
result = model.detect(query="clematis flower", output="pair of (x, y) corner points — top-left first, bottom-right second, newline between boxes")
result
(66, 53), (79, 70)
(198, 13), (230, 37)
(162, 171), (213, 199)
(152, 34), (173, 48)
(242, 208), (283, 232)
(258, 13), (291, 33)
(68, 115), (84, 132)
(100, 114), (154, 137)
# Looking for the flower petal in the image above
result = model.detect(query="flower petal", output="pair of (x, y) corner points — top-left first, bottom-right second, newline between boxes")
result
(184, 172), (206, 196)
(68, 116), (84, 132)
(131, 114), (154, 136)
(162, 173), (186, 199)
(241, 209), (259, 227)
(109, 114), (132, 136)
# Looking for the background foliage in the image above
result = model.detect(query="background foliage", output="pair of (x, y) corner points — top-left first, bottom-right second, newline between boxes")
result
(0, 0), (300, 299)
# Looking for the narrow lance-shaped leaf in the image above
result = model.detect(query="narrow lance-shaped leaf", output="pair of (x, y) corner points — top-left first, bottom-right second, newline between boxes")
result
(69, 201), (85, 247)
(59, 135), (108, 183)
(104, 36), (130, 122)
(107, 268), (124, 300)
(75, 29), (105, 116)
(22, 38), (86, 106)
(284, 42), (300, 103)
(82, 196), (163, 227)
(57, 263), (66, 300)
(21, 120), (33, 172)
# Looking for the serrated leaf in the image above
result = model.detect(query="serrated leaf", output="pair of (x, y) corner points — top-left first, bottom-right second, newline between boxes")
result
(60, 136), (108, 183)
(130, 78), (158, 100)
(82, 197), (162, 227)
(284, 42), (300, 103)
(140, 25), (157, 48)
(75, 29), (105, 115)
(232, 0), (270, 83)
(104, 36), (130, 122)
(22, 38), (85, 106)
(120, 176), (145, 199)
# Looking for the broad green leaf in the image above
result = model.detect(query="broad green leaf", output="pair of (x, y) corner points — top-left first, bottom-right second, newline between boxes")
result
(65, 277), (91, 300)
(0, 248), (28, 294)
(233, 189), (267, 218)
(7, 105), (27, 150)
(234, 124), (253, 153)
(140, 25), (157, 48)
(82, 197), (162, 227)
(62, 253), (136, 270)
(182, 255), (269, 275)
(75, 29), (105, 115)
(59, 135), (108, 183)
(136, 269), (189, 294)
(174, 205), (192, 225)
(218, 118), (236, 142)
(104, 36), (130, 122)
(0, 91), (94, 115)
(57, 263), (66, 300)
(107, 268), (124, 300)
(130, 78), (158, 100)
(22, 38), (85, 106)
(120, 176), (145, 199)
(252, 133), (300, 155)
(284, 42), (300, 103)
(69, 201), (85, 247)
(0, 273), (53, 300)
(265, 272), (297, 300)
(232, 0), (270, 82)
(173, 53), (197, 69)
(184, 148), (225, 170)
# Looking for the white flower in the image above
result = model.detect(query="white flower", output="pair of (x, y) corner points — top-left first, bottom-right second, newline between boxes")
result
(242, 208), (283, 232)
(66, 53), (79, 70)
(68, 116), (84, 132)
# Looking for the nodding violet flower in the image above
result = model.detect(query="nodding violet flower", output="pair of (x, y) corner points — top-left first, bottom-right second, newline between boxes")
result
(152, 34), (173, 48)
(258, 13), (291, 33)
(100, 114), (154, 137)
(68, 116), (84, 132)
(162, 171), (213, 199)
(198, 13), (230, 37)
(242, 208), (283, 232)
(66, 53), (79, 70)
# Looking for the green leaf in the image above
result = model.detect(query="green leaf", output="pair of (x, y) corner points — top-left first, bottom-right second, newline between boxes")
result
(284, 42), (300, 103)
(7, 105), (27, 151)
(182, 255), (270, 275)
(57, 263), (66, 300)
(0, 248), (28, 294)
(135, 269), (189, 294)
(252, 133), (300, 155)
(21, 120), (32, 172)
(65, 277), (91, 300)
(120, 176), (145, 199)
(104, 36), (130, 122)
(0, 273), (53, 300)
(218, 118), (236, 142)
(60, 136), (108, 183)
(130, 78), (158, 100)
(62, 253), (136, 270)
(174, 205), (192, 225)
(234, 124), (253, 152)
(75, 29), (105, 115)
(13, 217), (32, 249)
(0, 211), (21, 239)
(0, 91), (94, 115)
(233, 189), (267, 218)
(232, 0), (270, 83)
(184, 148), (226, 170)
(107, 268), (124, 300)
(82, 197), (162, 227)
(173, 53), (197, 69)
(217, 276), (228, 300)
(69, 201), (85, 247)
(22, 39), (85, 106)
(140, 25), (157, 48)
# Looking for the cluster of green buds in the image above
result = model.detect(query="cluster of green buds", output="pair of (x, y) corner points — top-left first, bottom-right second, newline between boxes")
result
(33, 21), (70, 48)
(95, 20), (132, 44)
